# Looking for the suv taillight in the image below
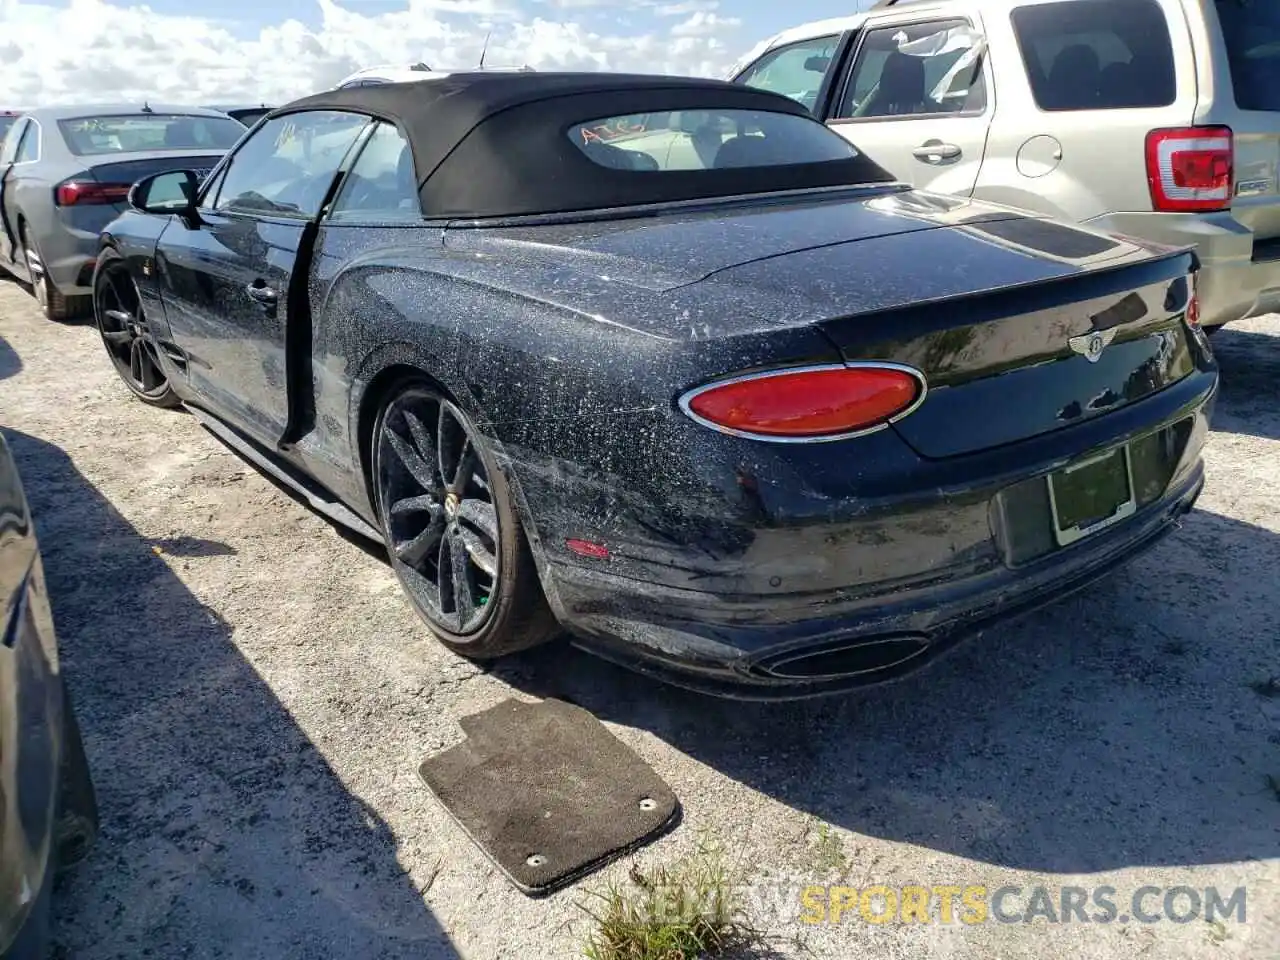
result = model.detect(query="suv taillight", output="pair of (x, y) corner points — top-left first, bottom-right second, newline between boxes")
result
(1145, 127), (1233, 213)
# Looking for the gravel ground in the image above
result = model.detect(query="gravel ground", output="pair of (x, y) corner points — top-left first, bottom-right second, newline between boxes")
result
(0, 274), (1276, 960)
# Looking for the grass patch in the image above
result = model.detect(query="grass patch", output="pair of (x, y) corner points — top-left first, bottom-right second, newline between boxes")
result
(811, 822), (849, 878)
(578, 840), (768, 960)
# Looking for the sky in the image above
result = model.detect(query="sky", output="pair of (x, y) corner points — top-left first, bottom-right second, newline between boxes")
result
(0, 0), (875, 107)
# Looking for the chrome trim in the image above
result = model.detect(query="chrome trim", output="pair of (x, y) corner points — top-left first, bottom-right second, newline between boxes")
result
(676, 360), (929, 444)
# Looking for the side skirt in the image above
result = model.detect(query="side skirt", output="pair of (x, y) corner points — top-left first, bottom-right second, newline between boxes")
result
(185, 404), (383, 543)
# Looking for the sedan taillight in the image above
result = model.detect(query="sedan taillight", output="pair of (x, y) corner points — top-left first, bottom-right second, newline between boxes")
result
(54, 180), (132, 206)
(1145, 126), (1233, 213)
(678, 363), (927, 441)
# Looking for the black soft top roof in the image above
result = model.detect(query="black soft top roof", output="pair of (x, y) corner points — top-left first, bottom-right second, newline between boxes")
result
(275, 72), (894, 219)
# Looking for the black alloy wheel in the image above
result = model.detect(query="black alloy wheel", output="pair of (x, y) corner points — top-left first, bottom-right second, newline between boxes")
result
(93, 253), (181, 408)
(373, 382), (556, 659)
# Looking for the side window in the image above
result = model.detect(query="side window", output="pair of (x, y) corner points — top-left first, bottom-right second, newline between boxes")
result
(328, 122), (421, 221)
(835, 19), (987, 120)
(0, 120), (26, 164)
(1010, 0), (1176, 111)
(214, 110), (368, 218)
(15, 123), (39, 163)
(735, 35), (841, 113)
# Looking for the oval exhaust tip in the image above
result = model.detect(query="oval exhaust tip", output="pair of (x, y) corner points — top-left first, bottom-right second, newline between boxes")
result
(751, 634), (932, 681)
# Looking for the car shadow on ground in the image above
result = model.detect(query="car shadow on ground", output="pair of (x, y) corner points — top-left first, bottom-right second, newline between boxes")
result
(490, 502), (1279, 876)
(1206, 326), (1280, 440)
(4, 429), (460, 960)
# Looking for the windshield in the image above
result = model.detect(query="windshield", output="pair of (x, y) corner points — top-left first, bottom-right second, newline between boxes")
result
(1216, 0), (1280, 112)
(57, 113), (246, 156)
(0, 116), (16, 146)
(567, 108), (859, 172)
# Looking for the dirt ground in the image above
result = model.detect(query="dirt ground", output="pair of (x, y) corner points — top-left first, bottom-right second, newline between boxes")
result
(0, 274), (1276, 960)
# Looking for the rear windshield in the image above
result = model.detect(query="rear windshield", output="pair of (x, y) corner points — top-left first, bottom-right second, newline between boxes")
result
(1010, 0), (1176, 111)
(57, 114), (246, 156)
(1216, 0), (1280, 112)
(567, 109), (859, 171)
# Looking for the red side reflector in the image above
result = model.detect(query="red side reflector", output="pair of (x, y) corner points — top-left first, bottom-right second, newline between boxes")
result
(54, 180), (132, 207)
(1187, 271), (1201, 327)
(1145, 127), (1233, 213)
(565, 538), (609, 560)
(679, 363), (926, 441)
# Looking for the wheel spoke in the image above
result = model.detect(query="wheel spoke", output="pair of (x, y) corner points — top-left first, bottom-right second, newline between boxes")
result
(102, 330), (132, 346)
(447, 528), (476, 619)
(395, 512), (445, 567)
(402, 409), (437, 467)
(106, 270), (132, 311)
(437, 405), (463, 485)
(129, 339), (143, 383)
(390, 493), (439, 518)
(457, 525), (497, 578)
(386, 429), (436, 490)
(452, 438), (478, 492)
(457, 498), (498, 542)
(103, 309), (132, 329)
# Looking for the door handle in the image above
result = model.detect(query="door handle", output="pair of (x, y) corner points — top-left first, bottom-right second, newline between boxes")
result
(913, 141), (962, 163)
(245, 282), (277, 304)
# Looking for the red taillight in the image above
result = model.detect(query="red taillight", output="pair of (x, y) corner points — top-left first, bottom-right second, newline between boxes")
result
(1145, 127), (1233, 213)
(679, 363), (926, 441)
(54, 180), (132, 206)
(1187, 271), (1201, 327)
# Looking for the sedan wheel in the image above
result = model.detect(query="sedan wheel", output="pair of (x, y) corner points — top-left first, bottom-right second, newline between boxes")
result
(22, 231), (87, 321)
(93, 256), (181, 408)
(374, 383), (556, 659)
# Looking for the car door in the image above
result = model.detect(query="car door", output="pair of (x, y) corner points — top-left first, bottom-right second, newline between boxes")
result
(154, 109), (370, 447)
(823, 6), (994, 197)
(0, 119), (29, 269)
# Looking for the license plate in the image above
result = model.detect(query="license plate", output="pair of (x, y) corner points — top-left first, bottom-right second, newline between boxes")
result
(1047, 444), (1137, 546)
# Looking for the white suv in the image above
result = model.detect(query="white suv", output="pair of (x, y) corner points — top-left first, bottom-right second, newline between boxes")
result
(729, 0), (1280, 333)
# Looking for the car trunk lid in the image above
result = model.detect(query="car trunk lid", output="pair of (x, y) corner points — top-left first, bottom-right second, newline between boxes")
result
(707, 217), (1200, 459)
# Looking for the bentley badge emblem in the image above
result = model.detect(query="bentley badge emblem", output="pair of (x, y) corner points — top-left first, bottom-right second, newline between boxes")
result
(1068, 328), (1117, 363)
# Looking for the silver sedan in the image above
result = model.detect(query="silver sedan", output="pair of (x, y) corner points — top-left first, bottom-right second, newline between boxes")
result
(0, 104), (246, 320)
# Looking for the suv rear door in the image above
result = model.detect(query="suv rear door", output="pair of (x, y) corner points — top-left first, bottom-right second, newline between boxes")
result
(821, 3), (994, 196)
(1201, 0), (1280, 255)
(976, 0), (1197, 222)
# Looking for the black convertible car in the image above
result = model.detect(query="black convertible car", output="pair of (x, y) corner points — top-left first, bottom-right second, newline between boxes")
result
(94, 72), (1216, 699)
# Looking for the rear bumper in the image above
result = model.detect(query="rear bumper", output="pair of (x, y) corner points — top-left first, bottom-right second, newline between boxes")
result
(1083, 210), (1280, 327)
(527, 374), (1216, 700)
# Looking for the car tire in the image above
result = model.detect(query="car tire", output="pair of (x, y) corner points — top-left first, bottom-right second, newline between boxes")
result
(54, 682), (98, 871)
(372, 379), (559, 660)
(21, 225), (89, 322)
(92, 248), (182, 409)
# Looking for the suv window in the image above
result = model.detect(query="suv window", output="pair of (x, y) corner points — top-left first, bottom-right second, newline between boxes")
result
(1216, 0), (1280, 113)
(834, 19), (987, 120)
(735, 35), (841, 112)
(1010, 0), (1176, 111)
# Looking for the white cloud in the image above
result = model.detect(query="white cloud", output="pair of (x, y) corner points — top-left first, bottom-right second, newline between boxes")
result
(0, 0), (745, 107)
(654, 1), (719, 16)
(670, 10), (741, 38)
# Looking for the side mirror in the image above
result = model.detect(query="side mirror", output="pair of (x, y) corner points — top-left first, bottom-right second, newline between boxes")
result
(804, 56), (832, 73)
(128, 169), (201, 221)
